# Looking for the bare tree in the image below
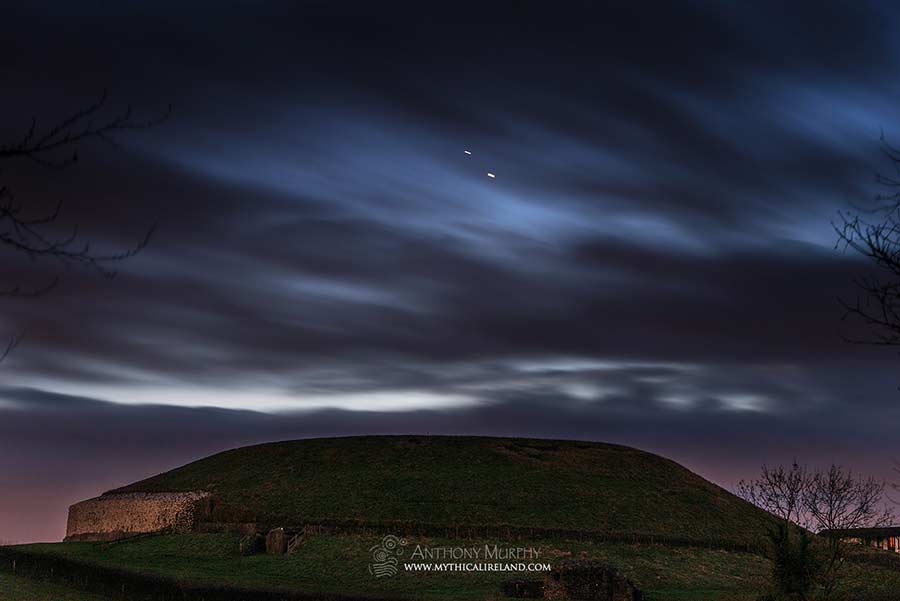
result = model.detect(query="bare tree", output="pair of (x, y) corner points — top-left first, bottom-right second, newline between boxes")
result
(737, 462), (811, 528)
(835, 134), (900, 346)
(0, 91), (167, 358)
(739, 462), (893, 599)
(806, 465), (893, 597)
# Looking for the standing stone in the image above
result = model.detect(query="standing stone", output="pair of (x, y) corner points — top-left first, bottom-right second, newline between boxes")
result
(266, 528), (287, 555)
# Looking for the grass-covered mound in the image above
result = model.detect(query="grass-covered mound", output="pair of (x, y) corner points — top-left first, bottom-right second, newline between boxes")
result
(112, 436), (774, 547)
(8, 437), (900, 601)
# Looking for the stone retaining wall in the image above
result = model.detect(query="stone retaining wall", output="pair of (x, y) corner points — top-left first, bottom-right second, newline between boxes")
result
(65, 491), (211, 541)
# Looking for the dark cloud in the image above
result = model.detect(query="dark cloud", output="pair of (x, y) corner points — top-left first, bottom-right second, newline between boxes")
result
(1, 1), (900, 541)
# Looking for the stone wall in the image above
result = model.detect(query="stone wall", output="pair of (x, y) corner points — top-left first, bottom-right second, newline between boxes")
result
(65, 492), (211, 541)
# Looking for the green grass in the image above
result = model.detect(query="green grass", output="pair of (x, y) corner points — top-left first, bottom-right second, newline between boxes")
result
(0, 571), (108, 601)
(12, 533), (900, 600)
(112, 436), (776, 547)
(13, 532), (770, 600)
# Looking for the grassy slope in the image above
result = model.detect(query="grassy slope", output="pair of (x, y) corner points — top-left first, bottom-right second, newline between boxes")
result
(13, 533), (769, 601)
(0, 571), (109, 601)
(113, 436), (775, 547)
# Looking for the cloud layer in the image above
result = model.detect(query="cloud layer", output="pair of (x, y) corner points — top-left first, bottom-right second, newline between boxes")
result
(2, 1), (900, 541)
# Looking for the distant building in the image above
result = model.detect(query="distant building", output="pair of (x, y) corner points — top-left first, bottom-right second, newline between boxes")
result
(821, 527), (900, 553)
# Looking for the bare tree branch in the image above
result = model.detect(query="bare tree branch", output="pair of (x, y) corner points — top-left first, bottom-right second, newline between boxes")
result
(836, 136), (900, 347)
(0, 90), (170, 167)
(0, 93), (165, 359)
(0, 331), (22, 363)
(737, 462), (812, 529)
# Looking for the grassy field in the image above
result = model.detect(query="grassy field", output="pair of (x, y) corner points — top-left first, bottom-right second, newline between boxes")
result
(112, 436), (776, 548)
(10, 532), (769, 600)
(8, 533), (900, 600)
(0, 571), (109, 601)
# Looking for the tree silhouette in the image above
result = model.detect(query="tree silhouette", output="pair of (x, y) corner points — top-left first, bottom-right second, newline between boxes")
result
(0, 91), (167, 360)
(836, 135), (900, 346)
(739, 463), (892, 598)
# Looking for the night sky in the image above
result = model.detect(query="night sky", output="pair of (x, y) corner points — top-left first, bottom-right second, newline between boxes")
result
(3, 1), (900, 543)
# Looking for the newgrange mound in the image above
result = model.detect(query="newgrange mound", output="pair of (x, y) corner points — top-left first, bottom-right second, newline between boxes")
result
(107, 435), (773, 547)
